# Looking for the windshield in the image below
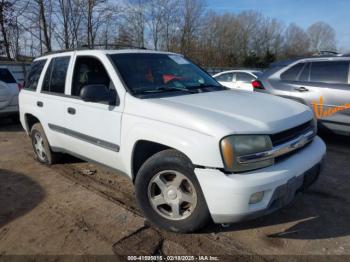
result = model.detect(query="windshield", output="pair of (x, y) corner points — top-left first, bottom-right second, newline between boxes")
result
(109, 53), (222, 96)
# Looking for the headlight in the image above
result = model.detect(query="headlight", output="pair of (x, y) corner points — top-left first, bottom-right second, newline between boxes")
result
(220, 135), (273, 172)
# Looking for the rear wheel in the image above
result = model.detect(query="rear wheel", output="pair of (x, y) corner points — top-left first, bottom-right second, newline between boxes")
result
(135, 149), (210, 233)
(31, 123), (59, 165)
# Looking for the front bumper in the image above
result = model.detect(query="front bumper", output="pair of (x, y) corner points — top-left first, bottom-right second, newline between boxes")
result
(195, 136), (326, 224)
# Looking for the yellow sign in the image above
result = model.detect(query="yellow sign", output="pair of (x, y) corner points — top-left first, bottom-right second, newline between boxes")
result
(312, 96), (350, 119)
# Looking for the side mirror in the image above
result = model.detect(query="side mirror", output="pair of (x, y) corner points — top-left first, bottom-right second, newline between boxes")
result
(79, 85), (117, 105)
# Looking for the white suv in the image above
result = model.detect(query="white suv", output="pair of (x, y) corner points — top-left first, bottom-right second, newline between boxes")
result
(19, 49), (326, 232)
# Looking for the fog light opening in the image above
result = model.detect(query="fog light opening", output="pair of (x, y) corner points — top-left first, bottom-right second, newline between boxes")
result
(249, 191), (264, 204)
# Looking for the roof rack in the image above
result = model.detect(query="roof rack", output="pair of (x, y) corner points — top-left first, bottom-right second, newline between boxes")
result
(42, 47), (89, 56)
(41, 44), (147, 56)
(80, 44), (147, 50)
(312, 50), (339, 57)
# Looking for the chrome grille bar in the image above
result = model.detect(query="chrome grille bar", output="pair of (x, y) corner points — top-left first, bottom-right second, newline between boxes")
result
(237, 129), (315, 164)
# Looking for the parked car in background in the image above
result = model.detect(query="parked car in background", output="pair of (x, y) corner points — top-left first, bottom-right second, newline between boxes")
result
(0, 66), (21, 122)
(254, 54), (350, 135)
(213, 70), (262, 91)
(19, 49), (325, 232)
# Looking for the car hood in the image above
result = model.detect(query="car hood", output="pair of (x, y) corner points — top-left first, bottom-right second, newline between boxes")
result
(124, 90), (313, 138)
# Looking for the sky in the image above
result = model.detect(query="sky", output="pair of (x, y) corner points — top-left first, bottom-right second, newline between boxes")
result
(206, 0), (350, 52)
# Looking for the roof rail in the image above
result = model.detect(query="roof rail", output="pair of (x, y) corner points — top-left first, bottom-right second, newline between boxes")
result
(41, 44), (147, 56)
(312, 50), (339, 57)
(42, 47), (89, 56)
(80, 44), (147, 50)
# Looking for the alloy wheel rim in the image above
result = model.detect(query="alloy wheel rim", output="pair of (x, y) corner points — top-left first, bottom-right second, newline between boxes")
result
(147, 170), (197, 221)
(33, 133), (46, 161)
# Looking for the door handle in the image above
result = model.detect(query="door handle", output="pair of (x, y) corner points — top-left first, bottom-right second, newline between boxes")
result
(295, 87), (309, 92)
(37, 101), (43, 107)
(67, 107), (76, 115)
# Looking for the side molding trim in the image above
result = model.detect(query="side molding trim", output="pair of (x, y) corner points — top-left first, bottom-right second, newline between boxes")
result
(48, 123), (120, 152)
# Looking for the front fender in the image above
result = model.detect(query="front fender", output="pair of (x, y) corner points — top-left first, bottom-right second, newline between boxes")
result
(120, 114), (224, 177)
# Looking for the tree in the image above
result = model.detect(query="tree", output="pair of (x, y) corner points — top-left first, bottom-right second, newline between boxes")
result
(145, 0), (179, 50)
(283, 23), (310, 57)
(37, 0), (52, 52)
(0, 0), (15, 59)
(307, 21), (336, 52)
(119, 0), (146, 48)
(178, 0), (205, 55)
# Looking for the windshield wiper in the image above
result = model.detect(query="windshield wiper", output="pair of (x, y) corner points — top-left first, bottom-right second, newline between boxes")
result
(186, 83), (225, 90)
(141, 86), (197, 94)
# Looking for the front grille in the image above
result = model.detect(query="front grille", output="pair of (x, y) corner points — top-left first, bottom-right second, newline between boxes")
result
(270, 120), (314, 146)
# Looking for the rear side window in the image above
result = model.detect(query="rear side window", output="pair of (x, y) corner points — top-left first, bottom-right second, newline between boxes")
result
(280, 63), (304, 81)
(42, 56), (70, 94)
(237, 73), (255, 82)
(0, 68), (16, 83)
(24, 60), (46, 90)
(215, 73), (233, 82)
(310, 61), (349, 84)
(299, 63), (311, 82)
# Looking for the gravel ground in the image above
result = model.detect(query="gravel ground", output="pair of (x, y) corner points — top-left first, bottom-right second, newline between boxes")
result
(0, 119), (349, 260)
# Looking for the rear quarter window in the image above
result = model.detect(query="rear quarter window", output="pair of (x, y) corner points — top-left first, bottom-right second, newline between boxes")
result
(24, 60), (47, 90)
(310, 61), (349, 84)
(280, 63), (304, 81)
(0, 68), (16, 83)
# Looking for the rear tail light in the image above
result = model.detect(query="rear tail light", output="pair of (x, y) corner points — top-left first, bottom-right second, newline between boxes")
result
(252, 80), (264, 90)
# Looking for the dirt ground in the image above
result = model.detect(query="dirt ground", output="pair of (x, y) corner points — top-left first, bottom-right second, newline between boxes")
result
(0, 119), (349, 260)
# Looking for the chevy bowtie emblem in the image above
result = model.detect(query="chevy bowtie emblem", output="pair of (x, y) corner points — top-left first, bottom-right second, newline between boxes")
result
(291, 135), (308, 149)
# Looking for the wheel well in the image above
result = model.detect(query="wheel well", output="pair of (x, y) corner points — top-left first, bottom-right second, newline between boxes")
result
(132, 140), (171, 181)
(25, 114), (40, 134)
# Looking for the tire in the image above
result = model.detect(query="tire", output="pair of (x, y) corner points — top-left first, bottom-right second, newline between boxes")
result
(30, 123), (59, 165)
(135, 149), (211, 233)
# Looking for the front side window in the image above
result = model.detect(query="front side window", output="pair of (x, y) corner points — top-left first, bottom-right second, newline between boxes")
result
(281, 63), (304, 81)
(42, 56), (70, 94)
(0, 68), (16, 83)
(310, 61), (349, 84)
(72, 56), (112, 97)
(215, 73), (234, 82)
(109, 53), (222, 96)
(24, 60), (46, 90)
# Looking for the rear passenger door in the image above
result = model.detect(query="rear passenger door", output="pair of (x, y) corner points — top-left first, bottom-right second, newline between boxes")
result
(305, 61), (350, 127)
(38, 55), (72, 148)
(61, 54), (123, 169)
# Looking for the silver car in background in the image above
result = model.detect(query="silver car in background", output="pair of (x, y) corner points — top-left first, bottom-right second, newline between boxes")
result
(255, 54), (350, 135)
(0, 67), (20, 122)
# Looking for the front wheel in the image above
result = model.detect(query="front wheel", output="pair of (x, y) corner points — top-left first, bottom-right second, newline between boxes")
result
(135, 149), (210, 233)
